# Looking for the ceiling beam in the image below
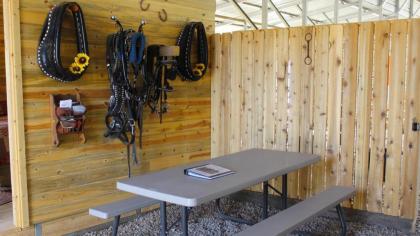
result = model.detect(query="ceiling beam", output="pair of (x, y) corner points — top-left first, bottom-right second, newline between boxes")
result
(296, 4), (320, 25)
(228, 0), (258, 29)
(323, 12), (334, 23)
(215, 14), (280, 28)
(268, 0), (290, 27)
(215, 0), (419, 31)
(239, 1), (337, 22)
(241, 2), (300, 17)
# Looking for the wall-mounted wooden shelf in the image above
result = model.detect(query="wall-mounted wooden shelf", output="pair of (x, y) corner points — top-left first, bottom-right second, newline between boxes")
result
(50, 91), (86, 147)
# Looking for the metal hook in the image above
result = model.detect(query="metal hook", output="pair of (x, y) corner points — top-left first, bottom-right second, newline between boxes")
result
(111, 16), (123, 32)
(158, 9), (168, 22)
(140, 0), (150, 11)
(138, 19), (147, 32)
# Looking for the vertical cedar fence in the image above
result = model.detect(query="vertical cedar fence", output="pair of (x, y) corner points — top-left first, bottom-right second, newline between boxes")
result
(211, 19), (420, 219)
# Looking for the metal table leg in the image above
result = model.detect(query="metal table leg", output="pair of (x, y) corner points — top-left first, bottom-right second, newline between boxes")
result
(112, 215), (120, 236)
(282, 174), (288, 210)
(262, 181), (268, 219)
(181, 206), (189, 236)
(160, 202), (167, 236)
(336, 204), (347, 236)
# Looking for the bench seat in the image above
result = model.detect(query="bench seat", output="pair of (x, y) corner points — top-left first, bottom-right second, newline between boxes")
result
(89, 196), (159, 219)
(89, 196), (159, 236)
(237, 186), (355, 236)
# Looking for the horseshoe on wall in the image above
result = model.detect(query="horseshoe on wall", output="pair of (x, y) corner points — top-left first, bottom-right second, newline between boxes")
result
(158, 9), (168, 22)
(140, 0), (150, 11)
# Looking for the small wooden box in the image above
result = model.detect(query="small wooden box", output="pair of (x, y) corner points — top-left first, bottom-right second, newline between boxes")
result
(50, 91), (86, 147)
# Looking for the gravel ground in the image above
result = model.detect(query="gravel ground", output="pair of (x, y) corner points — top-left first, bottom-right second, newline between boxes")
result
(79, 197), (415, 236)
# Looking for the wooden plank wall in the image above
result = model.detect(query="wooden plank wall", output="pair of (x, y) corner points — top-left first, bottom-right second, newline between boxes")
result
(19, 0), (214, 224)
(0, 0), (5, 102)
(212, 19), (420, 219)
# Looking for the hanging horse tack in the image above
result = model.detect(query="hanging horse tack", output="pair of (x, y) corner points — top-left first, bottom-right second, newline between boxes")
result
(304, 32), (312, 65)
(105, 17), (149, 177)
(159, 9), (168, 22)
(176, 22), (208, 81)
(139, 0), (150, 11)
(37, 2), (89, 82)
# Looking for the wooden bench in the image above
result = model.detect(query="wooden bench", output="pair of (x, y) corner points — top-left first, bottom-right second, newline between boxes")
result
(89, 196), (159, 236)
(236, 186), (355, 236)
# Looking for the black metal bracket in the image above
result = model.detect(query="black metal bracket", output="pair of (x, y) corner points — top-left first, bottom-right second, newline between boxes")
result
(413, 121), (420, 131)
(304, 33), (312, 65)
(267, 183), (284, 198)
(336, 204), (347, 236)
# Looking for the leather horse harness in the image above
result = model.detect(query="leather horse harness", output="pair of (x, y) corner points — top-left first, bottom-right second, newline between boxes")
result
(37, 2), (90, 82)
(176, 22), (208, 81)
(105, 20), (208, 177)
(146, 45), (179, 123)
(37, 3), (209, 178)
(104, 17), (147, 177)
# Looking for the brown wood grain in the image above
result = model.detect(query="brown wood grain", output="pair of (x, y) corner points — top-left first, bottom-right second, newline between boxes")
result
(383, 20), (408, 216)
(367, 21), (390, 214)
(212, 20), (419, 219)
(340, 23), (359, 207)
(354, 22), (374, 211)
(401, 19), (420, 219)
(311, 25), (329, 196)
(18, 0), (214, 224)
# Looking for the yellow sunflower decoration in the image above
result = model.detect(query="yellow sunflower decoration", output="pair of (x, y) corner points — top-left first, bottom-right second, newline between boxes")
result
(69, 53), (90, 75)
(192, 63), (206, 77)
(75, 53), (90, 67)
(69, 62), (83, 74)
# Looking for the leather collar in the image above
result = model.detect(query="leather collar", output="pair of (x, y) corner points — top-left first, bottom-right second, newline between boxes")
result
(37, 2), (89, 82)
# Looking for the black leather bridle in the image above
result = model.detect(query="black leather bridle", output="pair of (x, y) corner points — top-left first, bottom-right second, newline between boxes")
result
(37, 2), (89, 82)
(104, 18), (148, 177)
(146, 45), (176, 123)
(176, 22), (208, 81)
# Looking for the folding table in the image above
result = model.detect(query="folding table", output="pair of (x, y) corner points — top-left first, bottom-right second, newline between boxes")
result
(117, 149), (320, 236)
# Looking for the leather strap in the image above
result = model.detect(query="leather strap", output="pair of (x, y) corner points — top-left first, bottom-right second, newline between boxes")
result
(146, 45), (176, 123)
(37, 2), (89, 82)
(176, 22), (208, 81)
(105, 22), (148, 174)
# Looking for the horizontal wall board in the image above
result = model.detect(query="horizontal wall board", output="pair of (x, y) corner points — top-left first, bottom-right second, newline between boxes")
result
(19, 0), (214, 224)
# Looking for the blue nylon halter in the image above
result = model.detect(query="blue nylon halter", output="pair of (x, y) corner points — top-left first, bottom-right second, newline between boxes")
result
(129, 32), (146, 65)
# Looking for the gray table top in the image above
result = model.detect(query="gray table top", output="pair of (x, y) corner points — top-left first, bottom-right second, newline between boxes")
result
(117, 149), (320, 207)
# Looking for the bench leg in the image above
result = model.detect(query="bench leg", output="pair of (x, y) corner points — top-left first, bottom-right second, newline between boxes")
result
(282, 174), (288, 210)
(160, 202), (167, 236)
(181, 206), (189, 236)
(112, 215), (120, 236)
(263, 181), (268, 219)
(336, 204), (347, 236)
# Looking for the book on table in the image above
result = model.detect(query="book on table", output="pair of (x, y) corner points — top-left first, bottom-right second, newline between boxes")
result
(184, 164), (235, 180)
